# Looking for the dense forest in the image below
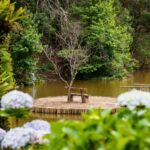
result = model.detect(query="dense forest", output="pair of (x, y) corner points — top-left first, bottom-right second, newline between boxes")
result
(0, 0), (150, 87)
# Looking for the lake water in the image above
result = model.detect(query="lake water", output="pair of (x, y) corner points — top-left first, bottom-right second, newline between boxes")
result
(19, 70), (150, 99)
(8, 70), (150, 126)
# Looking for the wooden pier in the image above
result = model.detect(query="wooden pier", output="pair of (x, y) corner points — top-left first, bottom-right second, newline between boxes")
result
(121, 83), (150, 91)
(33, 96), (118, 115)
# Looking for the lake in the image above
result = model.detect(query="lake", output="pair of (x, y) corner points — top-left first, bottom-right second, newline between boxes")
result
(19, 70), (150, 99)
(7, 70), (150, 126)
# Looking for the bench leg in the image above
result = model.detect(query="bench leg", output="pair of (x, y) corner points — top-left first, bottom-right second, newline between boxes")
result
(68, 94), (73, 103)
(82, 96), (89, 103)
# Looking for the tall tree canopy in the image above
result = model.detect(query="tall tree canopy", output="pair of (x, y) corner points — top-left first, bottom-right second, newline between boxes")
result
(74, 0), (137, 78)
(1, 0), (150, 85)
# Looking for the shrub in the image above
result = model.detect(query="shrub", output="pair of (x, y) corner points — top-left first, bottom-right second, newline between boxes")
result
(45, 108), (150, 150)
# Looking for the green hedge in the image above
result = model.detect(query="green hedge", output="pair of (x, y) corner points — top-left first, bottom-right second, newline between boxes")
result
(44, 108), (150, 150)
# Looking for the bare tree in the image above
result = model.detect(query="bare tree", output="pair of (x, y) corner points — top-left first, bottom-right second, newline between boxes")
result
(44, 2), (89, 102)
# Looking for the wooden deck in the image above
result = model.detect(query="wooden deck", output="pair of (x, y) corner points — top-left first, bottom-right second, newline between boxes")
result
(33, 96), (118, 115)
(120, 83), (150, 91)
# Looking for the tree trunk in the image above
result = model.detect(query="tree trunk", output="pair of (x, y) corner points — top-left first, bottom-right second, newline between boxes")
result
(67, 86), (73, 102)
(67, 81), (73, 102)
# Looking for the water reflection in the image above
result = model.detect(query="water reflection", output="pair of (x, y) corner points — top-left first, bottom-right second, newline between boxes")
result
(0, 117), (10, 130)
(19, 70), (150, 98)
(9, 113), (82, 128)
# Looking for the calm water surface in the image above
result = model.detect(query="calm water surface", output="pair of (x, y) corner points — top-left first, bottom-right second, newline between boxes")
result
(20, 70), (150, 98)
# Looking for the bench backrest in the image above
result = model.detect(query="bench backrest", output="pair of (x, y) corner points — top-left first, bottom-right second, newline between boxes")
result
(65, 86), (87, 94)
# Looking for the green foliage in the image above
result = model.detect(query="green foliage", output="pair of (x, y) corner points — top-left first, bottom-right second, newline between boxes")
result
(7, 0), (150, 80)
(0, 37), (14, 86)
(39, 62), (53, 73)
(0, 72), (13, 98)
(0, 0), (27, 94)
(58, 49), (88, 63)
(122, 0), (150, 68)
(45, 108), (150, 150)
(0, 108), (31, 118)
(11, 15), (43, 84)
(57, 48), (88, 84)
(34, 12), (55, 43)
(12, 0), (36, 12)
(135, 34), (150, 67)
(0, 117), (9, 130)
(0, 0), (27, 35)
(74, 0), (137, 78)
(13, 0), (55, 44)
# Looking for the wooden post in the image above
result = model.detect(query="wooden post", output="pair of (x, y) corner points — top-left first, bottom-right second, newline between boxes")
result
(82, 95), (89, 103)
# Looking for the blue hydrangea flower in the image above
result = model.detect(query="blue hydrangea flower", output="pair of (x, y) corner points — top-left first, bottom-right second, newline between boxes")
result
(0, 128), (6, 142)
(1, 127), (36, 149)
(30, 130), (49, 144)
(23, 120), (51, 134)
(1, 127), (49, 149)
(1, 90), (33, 109)
(117, 89), (150, 110)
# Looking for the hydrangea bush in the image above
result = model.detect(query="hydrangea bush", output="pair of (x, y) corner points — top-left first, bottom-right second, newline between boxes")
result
(1, 90), (33, 109)
(0, 90), (33, 118)
(117, 89), (150, 110)
(0, 90), (50, 149)
(1, 119), (50, 150)
(1, 127), (35, 149)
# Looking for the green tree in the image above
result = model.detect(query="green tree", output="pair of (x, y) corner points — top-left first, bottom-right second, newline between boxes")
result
(10, 15), (43, 84)
(74, 0), (137, 78)
(121, 0), (150, 68)
(12, 0), (55, 45)
(44, 5), (89, 102)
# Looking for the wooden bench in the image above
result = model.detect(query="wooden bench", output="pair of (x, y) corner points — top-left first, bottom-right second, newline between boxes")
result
(66, 87), (89, 103)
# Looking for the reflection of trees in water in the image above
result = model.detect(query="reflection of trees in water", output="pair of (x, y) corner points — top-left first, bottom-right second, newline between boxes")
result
(0, 117), (10, 130)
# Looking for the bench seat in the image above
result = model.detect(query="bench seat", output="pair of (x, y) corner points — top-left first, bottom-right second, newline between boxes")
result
(70, 93), (89, 97)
